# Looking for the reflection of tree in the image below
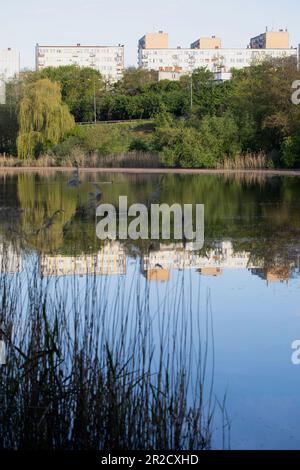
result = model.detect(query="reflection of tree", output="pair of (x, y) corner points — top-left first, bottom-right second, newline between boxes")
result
(6, 172), (300, 270)
(17, 173), (78, 252)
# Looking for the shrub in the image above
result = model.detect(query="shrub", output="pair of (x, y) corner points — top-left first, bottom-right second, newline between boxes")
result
(281, 136), (300, 168)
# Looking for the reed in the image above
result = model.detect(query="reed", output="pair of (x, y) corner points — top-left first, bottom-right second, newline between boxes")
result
(0, 243), (227, 451)
(0, 152), (161, 169)
(220, 153), (269, 170)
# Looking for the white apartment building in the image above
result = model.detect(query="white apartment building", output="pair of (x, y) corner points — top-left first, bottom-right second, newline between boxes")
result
(138, 32), (297, 79)
(36, 43), (124, 82)
(0, 48), (20, 104)
(139, 46), (297, 77)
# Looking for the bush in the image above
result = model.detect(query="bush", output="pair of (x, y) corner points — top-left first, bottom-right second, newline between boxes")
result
(154, 114), (241, 168)
(129, 137), (151, 152)
(51, 136), (83, 157)
(281, 136), (300, 168)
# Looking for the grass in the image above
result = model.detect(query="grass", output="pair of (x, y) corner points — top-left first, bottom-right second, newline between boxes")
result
(0, 152), (161, 169)
(220, 153), (270, 170)
(0, 241), (228, 451)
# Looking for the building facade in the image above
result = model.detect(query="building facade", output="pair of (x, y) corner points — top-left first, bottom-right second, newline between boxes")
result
(138, 32), (296, 79)
(250, 30), (289, 49)
(36, 43), (124, 82)
(0, 48), (20, 104)
(191, 36), (221, 50)
(138, 31), (169, 50)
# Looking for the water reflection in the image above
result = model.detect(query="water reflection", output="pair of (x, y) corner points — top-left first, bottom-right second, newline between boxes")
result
(1, 170), (300, 450)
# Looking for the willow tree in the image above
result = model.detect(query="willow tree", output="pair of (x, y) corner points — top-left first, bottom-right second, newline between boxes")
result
(17, 78), (75, 159)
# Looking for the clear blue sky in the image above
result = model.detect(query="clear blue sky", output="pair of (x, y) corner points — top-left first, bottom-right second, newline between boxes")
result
(1, 0), (300, 69)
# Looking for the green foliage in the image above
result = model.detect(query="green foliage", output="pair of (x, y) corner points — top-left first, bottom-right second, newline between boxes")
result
(229, 57), (300, 152)
(26, 65), (105, 123)
(281, 136), (300, 168)
(51, 121), (153, 158)
(0, 79), (23, 155)
(2, 57), (300, 168)
(129, 136), (151, 152)
(114, 67), (158, 95)
(153, 113), (241, 168)
(17, 79), (75, 159)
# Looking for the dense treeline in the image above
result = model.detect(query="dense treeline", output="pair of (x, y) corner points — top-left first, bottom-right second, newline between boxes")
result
(1, 58), (300, 167)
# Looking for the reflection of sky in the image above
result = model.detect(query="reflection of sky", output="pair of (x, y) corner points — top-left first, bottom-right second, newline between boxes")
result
(182, 266), (300, 450)
(5, 251), (300, 450)
(124, 260), (300, 450)
(71, 258), (300, 449)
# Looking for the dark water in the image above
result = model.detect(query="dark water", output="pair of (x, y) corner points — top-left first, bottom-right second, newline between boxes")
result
(1, 170), (300, 450)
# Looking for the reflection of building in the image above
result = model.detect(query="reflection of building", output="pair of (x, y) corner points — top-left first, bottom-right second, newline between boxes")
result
(251, 266), (290, 284)
(142, 241), (256, 281)
(197, 268), (223, 277)
(0, 48), (20, 104)
(35, 44), (124, 82)
(138, 31), (296, 80)
(0, 244), (22, 273)
(40, 242), (126, 276)
(146, 269), (171, 282)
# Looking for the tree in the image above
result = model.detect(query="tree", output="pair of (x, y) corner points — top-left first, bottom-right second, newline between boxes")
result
(114, 67), (157, 95)
(17, 78), (75, 159)
(25, 66), (105, 122)
(229, 57), (300, 152)
(0, 79), (23, 155)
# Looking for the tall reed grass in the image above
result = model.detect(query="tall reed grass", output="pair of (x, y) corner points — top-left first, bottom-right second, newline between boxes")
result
(220, 153), (270, 170)
(0, 243), (228, 451)
(0, 152), (161, 169)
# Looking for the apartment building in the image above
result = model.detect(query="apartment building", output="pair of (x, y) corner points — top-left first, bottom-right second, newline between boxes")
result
(0, 48), (20, 104)
(35, 43), (124, 82)
(250, 29), (289, 49)
(191, 36), (221, 50)
(138, 31), (297, 79)
(138, 31), (169, 50)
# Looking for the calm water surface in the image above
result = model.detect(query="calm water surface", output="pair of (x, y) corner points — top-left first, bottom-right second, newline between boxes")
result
(1, 170), (300, 450)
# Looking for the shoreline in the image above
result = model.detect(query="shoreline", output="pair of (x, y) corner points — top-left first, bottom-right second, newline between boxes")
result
(0, 167), (300, 176)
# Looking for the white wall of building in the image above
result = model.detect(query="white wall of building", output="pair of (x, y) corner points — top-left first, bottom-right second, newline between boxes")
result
(36, 44), (124, 82)
(139, 47), (297, 74)
(0, 48), (20, 104)
(0, 48), (20, 80)
(0, 80), (6, 105)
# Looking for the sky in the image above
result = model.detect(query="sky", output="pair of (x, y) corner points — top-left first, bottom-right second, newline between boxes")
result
(1, 0), (300, 70)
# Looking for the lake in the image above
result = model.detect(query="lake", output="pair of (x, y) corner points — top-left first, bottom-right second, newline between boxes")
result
(0, 170), (300, 450)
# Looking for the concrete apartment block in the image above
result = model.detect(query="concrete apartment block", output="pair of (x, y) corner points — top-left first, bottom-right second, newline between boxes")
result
(138, 31), (169, 50)
(191, 36), (222, 50)
(250, 30), (289, 49)
(36, 43), (124, 82)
